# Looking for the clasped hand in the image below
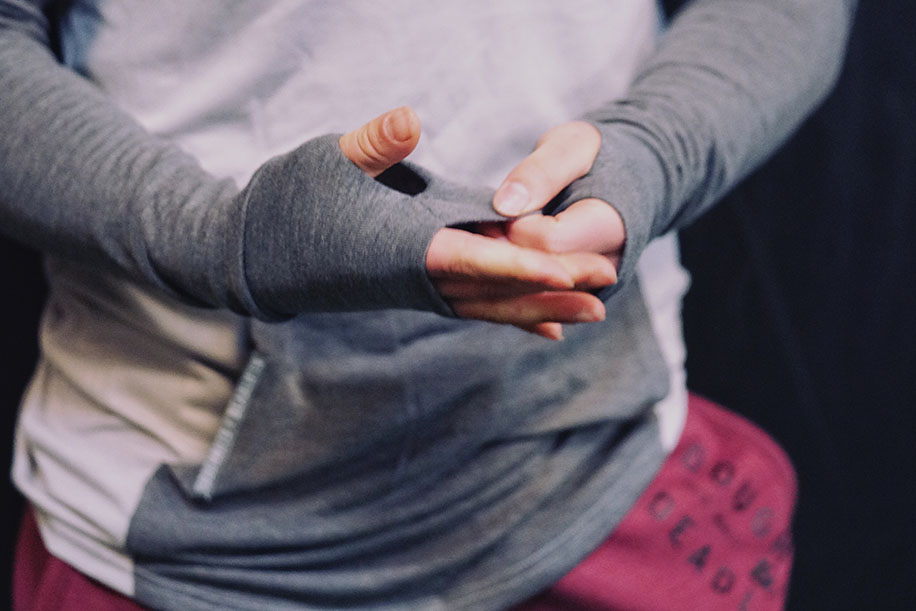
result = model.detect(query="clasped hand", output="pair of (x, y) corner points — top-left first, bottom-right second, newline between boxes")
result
(339, 107), (625, 340)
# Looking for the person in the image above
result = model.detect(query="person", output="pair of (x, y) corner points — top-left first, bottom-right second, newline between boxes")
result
(0, 1), (854, 609)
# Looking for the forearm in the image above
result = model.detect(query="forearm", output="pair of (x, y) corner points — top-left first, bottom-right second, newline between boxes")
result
(0, 3), (510, 319)
(0, 9), (247, 310)
(559, 0), (856, 285)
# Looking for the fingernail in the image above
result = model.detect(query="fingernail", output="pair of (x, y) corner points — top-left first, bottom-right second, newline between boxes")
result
(494, 182), (530, 216)
(384, 107), (414, 143)
(602, 262), (618, 285)
(575, 307), (605, 323)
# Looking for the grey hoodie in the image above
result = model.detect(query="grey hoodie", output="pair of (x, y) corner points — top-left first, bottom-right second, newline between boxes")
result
(2, 1), (855, 608)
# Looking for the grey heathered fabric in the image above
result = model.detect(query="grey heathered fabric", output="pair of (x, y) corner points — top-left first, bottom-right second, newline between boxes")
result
(240, 137), (505, 318)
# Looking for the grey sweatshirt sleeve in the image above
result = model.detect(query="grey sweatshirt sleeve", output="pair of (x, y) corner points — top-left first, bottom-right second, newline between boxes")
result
(1, 1), (855, 316)
(0, 0), (504, 320)
(551, 0), (856, 296)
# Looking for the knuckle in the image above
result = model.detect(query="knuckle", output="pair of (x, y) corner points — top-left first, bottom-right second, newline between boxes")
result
(356, 127), (388, 166)
(540, 231), (569, 254)
(441, 236), (480, 278)
(514, 217), (561, 253)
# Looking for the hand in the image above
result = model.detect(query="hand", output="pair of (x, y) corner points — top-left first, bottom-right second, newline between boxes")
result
(493, 121), (625, 265)
(339, 108), (616, 340)
(487, 121), (628, 337)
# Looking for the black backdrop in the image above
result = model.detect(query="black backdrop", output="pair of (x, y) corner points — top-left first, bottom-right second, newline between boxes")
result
(1, 239), (44, 607)
(2, 3), (914, 608)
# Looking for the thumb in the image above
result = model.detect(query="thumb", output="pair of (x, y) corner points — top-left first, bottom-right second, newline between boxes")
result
(493, 121), (600, 217)
(338, 106), (421, 178)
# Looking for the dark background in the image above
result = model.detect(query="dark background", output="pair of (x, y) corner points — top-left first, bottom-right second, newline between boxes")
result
(2, 3), (914, 608)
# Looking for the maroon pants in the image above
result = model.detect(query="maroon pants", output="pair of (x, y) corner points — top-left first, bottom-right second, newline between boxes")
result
(13, 509), (144, 611)
(14, 395), (796, 611)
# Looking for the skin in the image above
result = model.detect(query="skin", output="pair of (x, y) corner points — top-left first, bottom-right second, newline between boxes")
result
(339, 106), (625, 340)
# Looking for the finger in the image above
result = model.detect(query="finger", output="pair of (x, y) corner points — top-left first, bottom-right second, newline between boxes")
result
(435, 252), (614, 300)
(493, 121), (600, 216)
(517, 322), (565, 341)
(450, 291), (606, 327)
(475, 222), (509, 241)
(506, 198), (625, 255)
(436, 279), (542, 300)
(427, 228), (575, 289)
(556, 251), (617, 289)
(338, 106), (421, 178)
